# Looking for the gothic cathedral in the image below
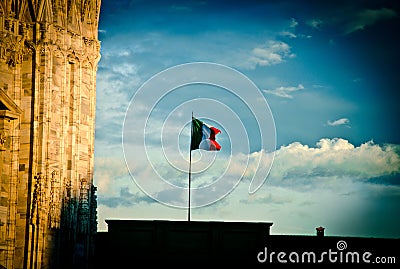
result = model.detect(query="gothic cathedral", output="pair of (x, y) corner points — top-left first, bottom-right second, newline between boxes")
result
(0, 1), (101, 268)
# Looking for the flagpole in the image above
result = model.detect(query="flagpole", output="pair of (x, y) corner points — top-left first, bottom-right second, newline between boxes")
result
(188, 147), (192, 222)
(188, 112), (193, 222)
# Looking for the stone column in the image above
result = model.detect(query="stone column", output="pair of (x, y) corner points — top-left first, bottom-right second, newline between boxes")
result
(0, 108), (20, 268)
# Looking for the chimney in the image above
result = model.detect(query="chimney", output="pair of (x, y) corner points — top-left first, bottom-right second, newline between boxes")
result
(316, 226), (325, 237)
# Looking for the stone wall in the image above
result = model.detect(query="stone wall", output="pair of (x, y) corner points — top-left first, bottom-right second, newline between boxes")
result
(0, 1), (101, 268)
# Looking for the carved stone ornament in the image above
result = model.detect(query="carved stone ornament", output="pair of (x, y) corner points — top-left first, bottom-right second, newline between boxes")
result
(0, 31), (31, 67)
(0, 130), (7, 149)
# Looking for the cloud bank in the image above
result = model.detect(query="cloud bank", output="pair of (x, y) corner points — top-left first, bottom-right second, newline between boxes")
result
(95, 138), (400, 237)
(97, 137), (400, 205)
(271, 138), (399, 182)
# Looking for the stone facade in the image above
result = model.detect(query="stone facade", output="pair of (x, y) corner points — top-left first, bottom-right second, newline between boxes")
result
(0, 1), (101, 268)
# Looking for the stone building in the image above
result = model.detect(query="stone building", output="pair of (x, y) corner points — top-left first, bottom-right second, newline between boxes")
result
(0, 0), (101, 268)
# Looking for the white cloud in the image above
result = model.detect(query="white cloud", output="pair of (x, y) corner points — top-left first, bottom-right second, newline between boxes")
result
(247, 41), (295, 68)
(95, 50), (143, 146)
(263, 84), (304, 98)
(110, 61), (138, 77)
(289, 18), (298, 28)
(93, 156), (130, 195)
(271, 138), (400, 182)
(307, 19), (324, 29)
(279, 18), (298, 38)
(279, 31), (297, 38)
(327, 118), (350, 127)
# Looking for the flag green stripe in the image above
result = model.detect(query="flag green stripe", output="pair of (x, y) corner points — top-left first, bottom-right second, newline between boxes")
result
(191, 118), (203, 150)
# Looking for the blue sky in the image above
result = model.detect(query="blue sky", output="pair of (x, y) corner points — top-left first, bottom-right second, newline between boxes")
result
(94, 0), (400, 238)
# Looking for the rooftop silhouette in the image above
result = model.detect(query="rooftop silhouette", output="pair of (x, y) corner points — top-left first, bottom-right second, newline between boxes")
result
(94, 219), (399, 267)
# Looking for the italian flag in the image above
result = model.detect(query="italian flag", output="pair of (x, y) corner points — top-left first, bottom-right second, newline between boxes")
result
(191, 117), (221, 151)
